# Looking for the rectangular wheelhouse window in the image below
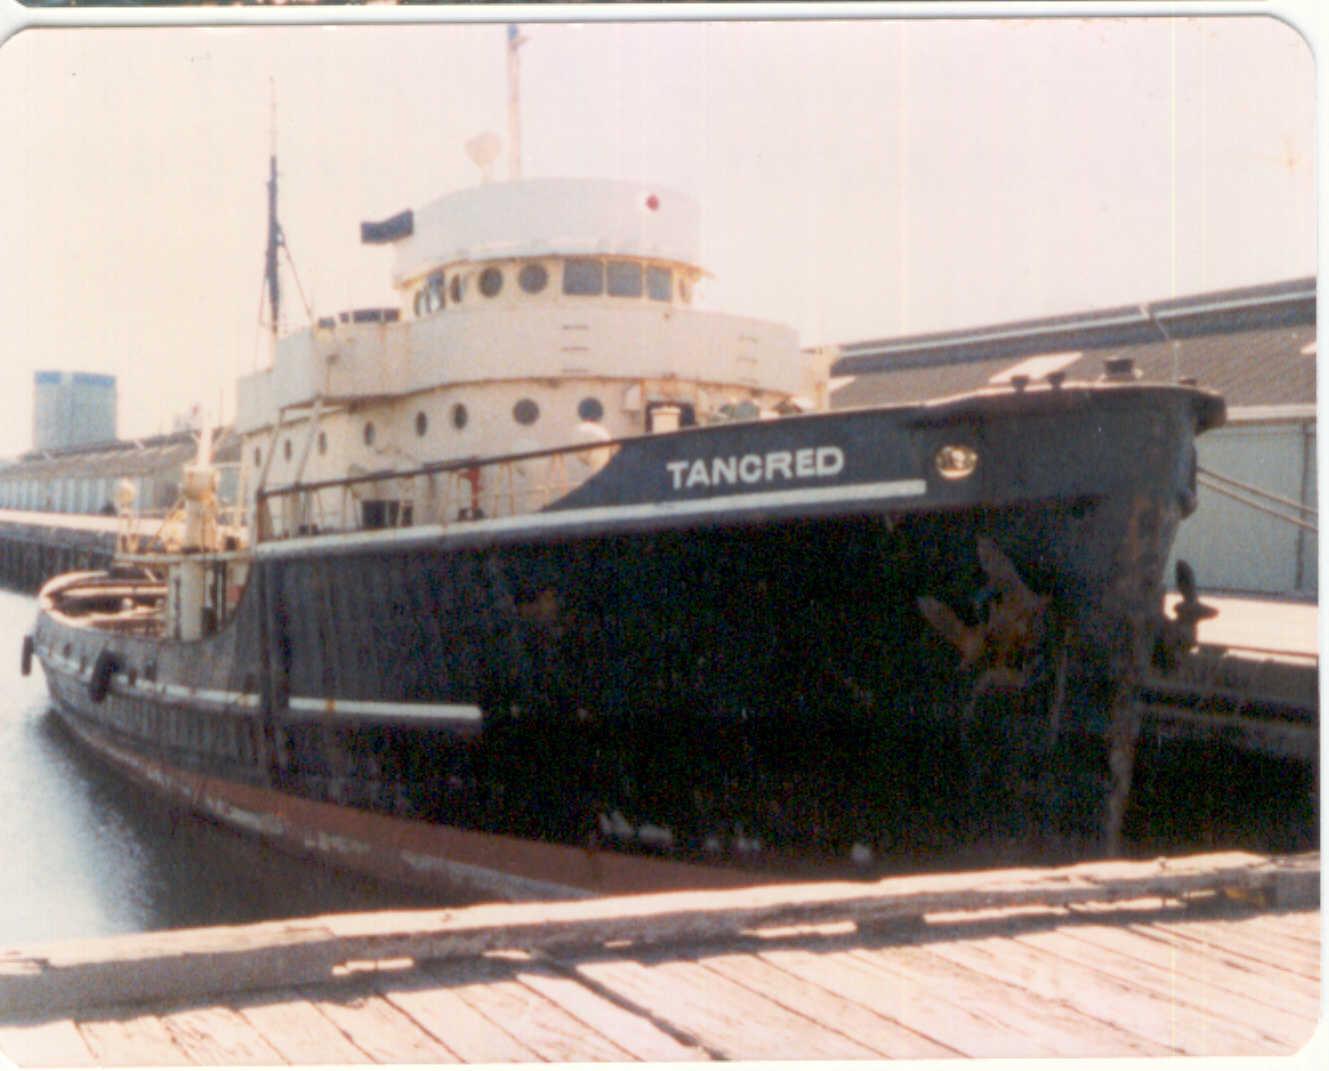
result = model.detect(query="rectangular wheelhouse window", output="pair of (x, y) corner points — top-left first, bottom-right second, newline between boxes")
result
(647, 266), (672, 301)
(361, 499), (402, 529)
(607, 260), (643, 297)
(563, 259), (604, 295)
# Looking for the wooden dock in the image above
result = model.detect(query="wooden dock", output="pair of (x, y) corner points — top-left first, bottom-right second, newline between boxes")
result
(1166, 591), (1317, 658)
(1145, 592), (1318, 762)
(0, 850), (1319, 1063)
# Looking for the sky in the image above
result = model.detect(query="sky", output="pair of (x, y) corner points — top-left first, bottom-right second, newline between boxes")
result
(0, 12), (1316, 457)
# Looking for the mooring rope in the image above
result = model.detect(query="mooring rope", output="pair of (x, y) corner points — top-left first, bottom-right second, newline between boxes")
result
(1197, 472), (1318, 534)
(1197, 466), (1317, 517)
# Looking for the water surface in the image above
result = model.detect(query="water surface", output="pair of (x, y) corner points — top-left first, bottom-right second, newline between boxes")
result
(0, 587), (446, 947)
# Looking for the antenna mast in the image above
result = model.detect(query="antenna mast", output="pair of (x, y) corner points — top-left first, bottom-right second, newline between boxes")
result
(264, 80), (282, 350)
(506, 24), (526, 180)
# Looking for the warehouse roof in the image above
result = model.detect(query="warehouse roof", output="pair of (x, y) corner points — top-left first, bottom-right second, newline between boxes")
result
(832, 277), (1315, 410)
(0, 428), (239, 480)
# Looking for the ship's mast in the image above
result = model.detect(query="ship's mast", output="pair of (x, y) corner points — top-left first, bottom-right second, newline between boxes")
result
(264, 82), (282, 352)
(506, 24), (526, 181)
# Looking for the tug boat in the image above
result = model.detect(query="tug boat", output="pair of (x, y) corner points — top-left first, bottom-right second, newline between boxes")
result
(24, 63), (1224, 899)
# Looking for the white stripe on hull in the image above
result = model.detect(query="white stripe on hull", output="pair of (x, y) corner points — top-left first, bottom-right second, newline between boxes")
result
(286, 696), (483, 725)
(37, 647), (481, 726)
(257, 477), (928, 559)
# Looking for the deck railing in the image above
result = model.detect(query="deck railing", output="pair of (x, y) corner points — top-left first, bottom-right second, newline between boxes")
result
(254, 437), (620, 541)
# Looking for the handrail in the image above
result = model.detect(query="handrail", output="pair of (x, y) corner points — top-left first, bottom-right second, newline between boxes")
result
(255, 434), (620, 542)
(256, 433), (625, 502)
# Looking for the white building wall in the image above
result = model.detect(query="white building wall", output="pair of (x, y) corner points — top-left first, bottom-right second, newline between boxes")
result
(1168, 409), (1316, 597)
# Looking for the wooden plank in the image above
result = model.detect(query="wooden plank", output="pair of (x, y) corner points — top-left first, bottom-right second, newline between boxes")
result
(233, 988), (374, 1064)
(1009, 929), (1297, 1054)
(756, 944), (1051, 1058)
(1214, 911), (1325, 958)
(0, 920), (339, 1019)
(3, 849), (1314, 1018)
(318, 851), (1317, 963)
(513, 961), (710, 1062)
(423, 957), (634, 1062)
(157, 1004), (286, 1065)
(377, 971), (540, 1064)
(925, 931), (1262, 1056)
(1240, 909), (1322, 944)
(751, 945), (968, 1058)
(575, 954), (880, 1060)
(1145, 918), (1322, 980)
(73, 1012), (196, 1066)
(851, 941), (1168, 1058)
(1064, 920), (1322, 1026)
(298, 976), (461, 1064)
(849, 941), (1174, 1058)
(1212, 909), (1325, 945)
(699, 949), (962, 1060)
(0, 1018), (99, 1067)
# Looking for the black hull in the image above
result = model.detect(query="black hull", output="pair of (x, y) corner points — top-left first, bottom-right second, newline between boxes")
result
(33, 383), (1222, 892)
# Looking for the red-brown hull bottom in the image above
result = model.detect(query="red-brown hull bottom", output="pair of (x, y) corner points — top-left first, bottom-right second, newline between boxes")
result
(50, 703), (775, 903)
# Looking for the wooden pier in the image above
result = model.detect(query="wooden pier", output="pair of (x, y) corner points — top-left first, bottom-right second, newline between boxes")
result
(0, 509), (116, 592)
(0, 850), (1319, 1064)
(1143, 593), (1318, 762)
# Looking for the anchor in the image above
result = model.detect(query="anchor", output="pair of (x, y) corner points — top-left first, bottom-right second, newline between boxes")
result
(918, 537), (1072, 850)
(917, 536), (1051, 694)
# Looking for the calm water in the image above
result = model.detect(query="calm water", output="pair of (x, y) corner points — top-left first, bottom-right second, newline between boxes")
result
(0, 587), (447, 947)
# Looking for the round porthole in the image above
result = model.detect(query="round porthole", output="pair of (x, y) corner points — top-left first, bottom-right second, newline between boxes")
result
(451, 403), (468, 430)
(415, 411), (428, 437)
(363, 422), (376, 446)
(519, 263), (549, 294)
(479, 267), (503, 298)
(513, 398), (540, 426)
(577, 396), (605, 422)
(317, 431), (327, 455)
(934, 443), (979, 480)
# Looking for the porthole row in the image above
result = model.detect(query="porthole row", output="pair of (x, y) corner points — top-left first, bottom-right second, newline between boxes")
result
(410, 258), (688, 319)
(250, 394), (612, 479)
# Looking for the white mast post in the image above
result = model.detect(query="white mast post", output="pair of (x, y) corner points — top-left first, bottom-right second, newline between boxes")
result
(507, 24), (526, 181)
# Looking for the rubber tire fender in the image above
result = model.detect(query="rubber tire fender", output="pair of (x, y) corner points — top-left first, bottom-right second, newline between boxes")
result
(89, 649), (121, 704)
(20, 635), (33, 677)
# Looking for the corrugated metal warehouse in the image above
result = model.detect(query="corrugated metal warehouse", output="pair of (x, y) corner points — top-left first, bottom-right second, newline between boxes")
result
(0, 429), (240, 517)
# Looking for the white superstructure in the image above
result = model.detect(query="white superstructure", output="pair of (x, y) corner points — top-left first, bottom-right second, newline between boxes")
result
(234, 177), (829, 526)
(390, 178), (701, 280)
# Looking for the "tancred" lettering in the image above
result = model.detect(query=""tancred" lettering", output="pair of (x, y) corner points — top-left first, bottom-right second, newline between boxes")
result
(666, 445), (845, 490)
